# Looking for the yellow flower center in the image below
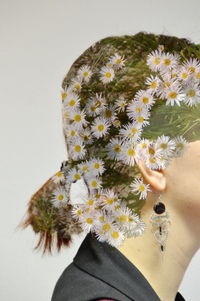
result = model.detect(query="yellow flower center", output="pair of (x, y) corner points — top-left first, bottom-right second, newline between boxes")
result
(74, 174), (80, 180)
(164, 58), (171, 66)
(119, 215), (127, 222)
(160, 143), (167, 149)
(116, 59), (121, 64)
(62, 92), (67, 100)
(196, 72), (200, 79)
(136, 107), (142, 112)
(103, 223), (111, 231)
(127, 148), (135, 157)
(154, 57), (160, 65)
(182, 72), (188, 79)
(150, 81), (157, 88)
(168, 91), (177, 99)
(98, 124), (104, 131)
(142, 96), (149, 104)
(58, 194), (64, 200)
(164, 81), (171, 88)
(91, 106), (96, 112)
(69, 99), (75, 106)
(137, 116), (144, 122)
(83, 71), (88, 77)
(149, 157), (156, 163)
(149, 147), (155, 155)
(187, 89), (196, 97)
(114, 145), (121, 152)
(77, 209), (82, 215)
(177, 143), (184, 149)
(74, 145), (81, 152)
(91, 181), (97, 187)
(106, 198), (114, 205)
(74, 114), (81, 122)
(99, 216), (105, 221)
(71, 130), (76, 136)
(74, 84), (81, 90)
(88, 199), (94, 205)
(111, 231), (119, 239)
(94, 162), (100, 169)
(105, 72), (111, 78)
(56, 171), (63, 178)
(189, 66), (195, 73)
(139, 185), (145, 191)
(86, 218), (93, 224)
(105, 110), (112, 118)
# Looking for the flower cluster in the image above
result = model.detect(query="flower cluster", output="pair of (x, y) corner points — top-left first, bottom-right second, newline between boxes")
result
(50, 47), (200, 248)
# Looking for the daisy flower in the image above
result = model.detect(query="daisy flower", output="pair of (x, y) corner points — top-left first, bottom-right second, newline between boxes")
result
(78, 209), (97, 233)
(77, 160), (91, 174)
(182, 82), (200, 107)
(119, 121), (142, 142)
(154, 134), (176, 157)
(68, 137), (87, 160)
(107, 53), (126, 69)
(99, 66), (115, 84)
(182, 58), (200, 75)
(178, 65), (192, 83)
(89, 158), (105, 176)
(126, 218), (146, 238)
(115, 206), (135, 228)
(105, 137), (123, 160)
(155, 76), (177, 99)
(60, 86), (74, 102)
(105, 227), (126, 247)
(85, 98), (100, 117)
(164, 82), (186, 106)
(135, 138), (151, 161)
(91, 117), (111, 138)
(64, 124), (79, 140)
(133, 89), (155, 109)
(130, 177), (152, 200)
(159, 52), (180, 72)
(145, 75), (161, 95)
(77, 65), (93, 83)
(50, 186), (68, 208)
(114, 96), (128, 112)
(85, 175), (102, 191)
(93, 92), (107, 110)
(70, 78), (82, 92)
(63, 92), (81, 109)
(70, 108), (88, 129)
(119, 141), (139, 166)
(134, 110), (151, 128)
(101, 104), (118, 123)
(52, 171), (65, 184)
(71, 204), (85, 221)
(65, 166), (83, 183)
(172, 136), (189, 158)
(99, 189), (119, 212)
(79, 128), (94, 145)
(146, 49), (163, 72)
(126, 100), (147, 118)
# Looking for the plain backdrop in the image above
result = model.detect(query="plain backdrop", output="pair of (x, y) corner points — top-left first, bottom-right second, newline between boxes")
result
(1, 0), (200, 300)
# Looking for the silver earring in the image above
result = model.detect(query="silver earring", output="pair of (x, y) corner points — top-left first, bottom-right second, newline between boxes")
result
(150, 193), (171, 253)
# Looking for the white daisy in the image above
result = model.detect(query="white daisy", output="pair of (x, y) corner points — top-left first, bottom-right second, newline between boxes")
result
(71, 204), (85, 221)
(145, 75), (162, 95)
(146, 49), (163, 72)
(70, 78), (82, 92)
(133, 89), (155, 109)
(93, 92), (107, 111)
(99, 189), (119, 212)
(63, 92), (80, 109)
(182, 58), (200, 75)
(52, 171), (65, 184)
(178, 65), (192, 83)
(91, 117), (111, 138)
(77, 160), (91, 174)
(65, 166), (83, 183)
(99, 66), (115, 84)
(107, 53), (126, 69)
(60, 86), (74, 102)
(68, 137), (87, 160)
(114, 96), (128, 112)
(64, 124), (79, 140)
(134, 110), (151, 128)
(85, 175), (102, 191)
(50, 186), (68, 208)
(89, 158), (105, 175)
(85, 97), (100, 117)
(172, 136), (189, 157)
(182, 82), (200, 107)
(159, 52), (180, 71)
(77, 65), (93, 83)
(105, 227), (126, 247)
(135, 138), (151, 161)
(154, 134), (176, 157)
(101, 104), (118, 123)
(164, 82), (186, 106)
(119, 121), (142, 142)
(156, 75), (177, 99)
(119, 141), (139, 166)
(130, 177), (152, 200)
(70, 108), (88, 129)
(115, 206), (134, 228)
(126, 100), (147, 118)
(78, 128), (94, 145)
(106, 137), (123, 160)
(78, 209), (97, 233)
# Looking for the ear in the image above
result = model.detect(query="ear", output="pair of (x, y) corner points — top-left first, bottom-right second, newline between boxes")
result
(137, 159), (166, 192)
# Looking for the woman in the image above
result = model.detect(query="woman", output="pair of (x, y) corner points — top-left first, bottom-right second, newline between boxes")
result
(18, 31), (200, 301)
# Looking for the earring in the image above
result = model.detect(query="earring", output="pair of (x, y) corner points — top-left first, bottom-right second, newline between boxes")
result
(150, 193), (171, 253)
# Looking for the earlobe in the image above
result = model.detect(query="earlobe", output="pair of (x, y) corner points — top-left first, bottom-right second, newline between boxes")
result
(137, 159), (166, 192)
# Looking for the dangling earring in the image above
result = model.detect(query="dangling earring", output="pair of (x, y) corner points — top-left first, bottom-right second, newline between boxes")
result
(150, 193), (171, 253)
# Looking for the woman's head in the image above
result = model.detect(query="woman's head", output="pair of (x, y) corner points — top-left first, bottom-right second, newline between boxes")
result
(18, 31), (200, 254)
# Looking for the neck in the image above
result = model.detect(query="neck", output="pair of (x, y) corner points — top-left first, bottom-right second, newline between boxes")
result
(117, 199), (200, 301)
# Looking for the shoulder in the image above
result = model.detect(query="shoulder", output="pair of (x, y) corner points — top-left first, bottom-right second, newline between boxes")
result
(50, 262), (132, 301)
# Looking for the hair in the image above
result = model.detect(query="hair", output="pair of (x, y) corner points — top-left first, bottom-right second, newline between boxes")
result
(17, 31), (200, 255)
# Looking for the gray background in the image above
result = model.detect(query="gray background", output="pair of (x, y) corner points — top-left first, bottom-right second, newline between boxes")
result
(1, 0), (200, 300)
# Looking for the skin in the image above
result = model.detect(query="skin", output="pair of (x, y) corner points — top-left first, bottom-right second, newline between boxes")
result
(117, 140), (200, 301)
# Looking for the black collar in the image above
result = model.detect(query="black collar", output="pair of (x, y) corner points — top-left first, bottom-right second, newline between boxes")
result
(73, 232), (185, 301)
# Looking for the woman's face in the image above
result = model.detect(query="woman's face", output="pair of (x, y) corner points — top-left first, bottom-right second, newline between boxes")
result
(164, 140), (200, 221)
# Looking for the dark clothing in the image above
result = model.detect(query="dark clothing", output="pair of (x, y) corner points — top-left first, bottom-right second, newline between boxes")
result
(51, 232), (185, 301)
